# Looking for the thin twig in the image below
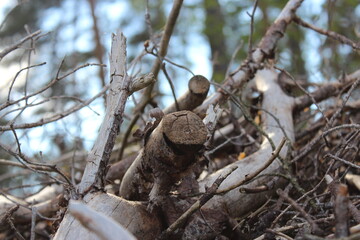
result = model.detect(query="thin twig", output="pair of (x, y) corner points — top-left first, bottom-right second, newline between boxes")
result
(247, 0), (259, 59)
(30, 207), (37, 240)
(7, 62), (46, 102)
(328, 76), (360, 127)
(0, 62), (106, 111)
(146, 50), (195, 76)
(265, 229), (293, 240)
(294, 15), (360, 50)
(1, 95), (100, 120)
(7, 218), (26, 240)
(0, 30), (42, 62)
(0, 205), (19, 226)
(326, 154), (360, 170)
(0, 143), (72, 185)
(217, 137), (287, 194)
(157, 166), (238, 240)
(292, 124), (360, 163)
(161, 63), (180, 111)
(0, 85), (108, 131)
(145, 0), (154, 37)
(277, 189), (322, 235)
(275, 66), (329, 124)
(135, 0), (184, 113)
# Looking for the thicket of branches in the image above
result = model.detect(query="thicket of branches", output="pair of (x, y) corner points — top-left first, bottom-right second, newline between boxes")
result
(0, 0), (360, 239)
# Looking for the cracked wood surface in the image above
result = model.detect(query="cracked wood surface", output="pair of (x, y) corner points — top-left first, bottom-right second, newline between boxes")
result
(78, 30), (131, 194)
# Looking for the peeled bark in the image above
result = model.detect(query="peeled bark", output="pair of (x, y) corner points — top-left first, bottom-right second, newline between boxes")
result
(53, 193), (161, 240)
(199, 68), (295, 217)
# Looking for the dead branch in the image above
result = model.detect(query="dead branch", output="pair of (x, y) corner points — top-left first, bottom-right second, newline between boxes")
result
(88, 0), (107, 105)
(199, 68), (295, 217)
(158, 166), (237, 240)
(294, 69), (360, 112)
(68, 200), (136, 240)
(0, 62), (105, 112)
(294, 16), (360, 50)
(195, 0), (304, 114)
(53, 193), (161, 240)
(77, 31), (132, 194)
(119, 110), (207, 201)
(53, 31), (163, 240)
(0, 192), (61, 223)
(135, 0), (184, 112)
(0, 143), (71, 185)
(0, 30), (42, 62)
(163, 75), (210, 114)
(0, 85), (108, 132)
(217, 137), (286, 194)
(277, 189), (322, 235)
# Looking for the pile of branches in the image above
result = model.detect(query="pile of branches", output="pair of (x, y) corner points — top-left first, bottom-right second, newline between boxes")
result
(1, 0), (360, 239)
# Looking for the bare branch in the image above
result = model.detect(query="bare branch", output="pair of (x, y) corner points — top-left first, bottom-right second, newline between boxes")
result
(0, 30), (42, 62)
(7, 62), (46, 102)
(77, 31), (132, 194)
(69, 200), (136, 240)
(247, 0), (259, 59)
(217, 137), (287, 194)
(196, 0), (304, 114)
(0, 62), (106, 111)
(294, 16), (360, 50)
(277, 189), (322, 235)
(136, 0), (184, 112)
(0, 85), (108, 131)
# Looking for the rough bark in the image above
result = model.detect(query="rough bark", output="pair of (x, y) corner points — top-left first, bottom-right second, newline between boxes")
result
(164, 75), (210, 114)
(53, 31), (160, 240)
(77, 30), (132, 195)
(119, 110), (207, 201)
(199, 68), (295, 217)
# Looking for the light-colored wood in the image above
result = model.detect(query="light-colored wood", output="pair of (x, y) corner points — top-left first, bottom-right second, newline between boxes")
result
(199, 68), (295, 217)
(53, 193), (161, 240)
(78, 30), (131, 194)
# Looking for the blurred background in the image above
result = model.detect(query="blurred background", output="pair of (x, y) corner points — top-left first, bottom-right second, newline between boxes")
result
(0, 0), (359, 197)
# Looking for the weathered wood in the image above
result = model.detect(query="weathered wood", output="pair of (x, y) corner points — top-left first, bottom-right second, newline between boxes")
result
(53, 193), (161, 240)
(199, 68), (295, 217)
(119, 110), (207, 201)
(68, 200), (136, 240)
(164, 75), (210, 114)
(54, 31), (162, 240)
(77, 30), (131, 194)
(195, 0), (304, 115)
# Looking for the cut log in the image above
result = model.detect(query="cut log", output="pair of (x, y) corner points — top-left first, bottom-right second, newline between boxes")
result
(119, 110), (207, 201)
(164, 75), (210, 114)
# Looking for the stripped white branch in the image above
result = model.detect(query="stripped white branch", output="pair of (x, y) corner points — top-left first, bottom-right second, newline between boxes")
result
(199, 68), (295, 217)
(69, 200), (136, 240)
